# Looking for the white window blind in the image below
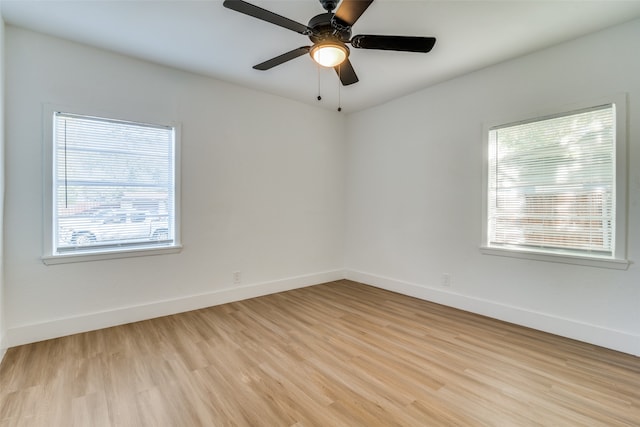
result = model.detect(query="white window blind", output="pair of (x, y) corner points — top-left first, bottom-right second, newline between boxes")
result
(487, 104), (615, 257)
(52, 112), (176, 255)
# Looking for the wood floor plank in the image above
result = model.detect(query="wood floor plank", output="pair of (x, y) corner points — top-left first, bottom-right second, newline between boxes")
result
(1, 280), (639, 426)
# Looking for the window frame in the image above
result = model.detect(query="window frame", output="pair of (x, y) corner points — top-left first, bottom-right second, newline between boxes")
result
(480, 94), (629, 270)
(42, 104), (182, 265)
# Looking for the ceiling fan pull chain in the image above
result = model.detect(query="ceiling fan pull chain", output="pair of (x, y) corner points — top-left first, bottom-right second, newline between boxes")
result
(317, 63), (322, 101)
(337, 65), (342, 112)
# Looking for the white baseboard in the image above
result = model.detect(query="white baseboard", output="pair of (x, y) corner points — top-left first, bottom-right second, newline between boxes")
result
(7, 268), (638, 357)
(345, 269), (640, 357)
(6, 269), (345, 348)
(0, 336), (6, 367)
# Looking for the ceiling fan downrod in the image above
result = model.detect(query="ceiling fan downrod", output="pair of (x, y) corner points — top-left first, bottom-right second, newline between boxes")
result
(319, 0), (339, 12)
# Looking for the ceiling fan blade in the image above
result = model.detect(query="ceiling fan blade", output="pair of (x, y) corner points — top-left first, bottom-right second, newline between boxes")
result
(223, 0), (311, 35)
(334, 0), (374, 27)
(253, 47), (311, 70)
(335, 59), (359, 85)
(351, 35), (436, 52)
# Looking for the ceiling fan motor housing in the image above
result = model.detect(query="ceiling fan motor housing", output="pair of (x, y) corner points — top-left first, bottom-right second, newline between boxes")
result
(308, 13), (351, 43)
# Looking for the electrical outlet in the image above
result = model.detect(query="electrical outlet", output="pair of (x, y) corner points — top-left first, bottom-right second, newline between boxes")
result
(441, 273), (451, 287)
(233, 271), (242, 285)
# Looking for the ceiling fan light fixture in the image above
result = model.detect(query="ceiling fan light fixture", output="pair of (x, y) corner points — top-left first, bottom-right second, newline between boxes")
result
(310, 41), (348, 67)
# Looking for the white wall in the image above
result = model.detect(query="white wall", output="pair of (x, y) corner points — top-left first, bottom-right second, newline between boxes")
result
(0, 7), (6, 363)
(345, 19), (640, 356)
(4, 26), (346, 346)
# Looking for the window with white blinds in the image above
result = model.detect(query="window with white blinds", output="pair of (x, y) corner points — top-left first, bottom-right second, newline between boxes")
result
(486, 104), (619, 260)
(49, 112), (178, 258)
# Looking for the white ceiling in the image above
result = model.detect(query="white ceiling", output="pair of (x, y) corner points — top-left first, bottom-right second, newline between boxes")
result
(3, 0), (640, 113)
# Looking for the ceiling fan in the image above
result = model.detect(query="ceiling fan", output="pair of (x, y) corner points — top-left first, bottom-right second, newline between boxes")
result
(223, 0), (436, 86)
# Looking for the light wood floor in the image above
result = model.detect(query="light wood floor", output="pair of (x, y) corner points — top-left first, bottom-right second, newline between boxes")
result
(1, 280), (639, 426)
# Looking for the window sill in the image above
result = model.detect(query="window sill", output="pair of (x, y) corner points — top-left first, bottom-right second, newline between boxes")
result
(42, 244), (183, 265)
(480, 246), (630, 270)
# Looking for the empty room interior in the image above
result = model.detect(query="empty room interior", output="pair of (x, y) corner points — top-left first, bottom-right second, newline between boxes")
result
(0, 0), (639, 425)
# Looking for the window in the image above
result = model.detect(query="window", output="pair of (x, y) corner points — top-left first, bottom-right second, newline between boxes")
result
(43, 108), (181, 264)
(481, 97), (628, 269)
